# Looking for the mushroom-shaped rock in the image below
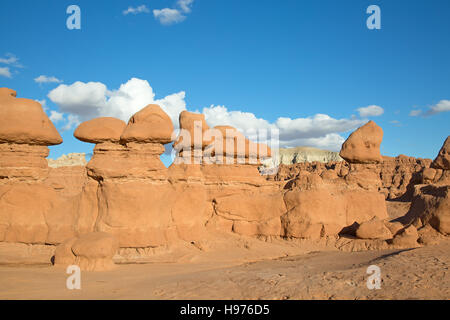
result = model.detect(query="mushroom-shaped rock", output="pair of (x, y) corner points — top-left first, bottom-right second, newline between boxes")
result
(339, 121), (383, 164)
(207, 126), (271, 161)
(173, 111), (211, 149)
(74, 117), (126, 144)
(433, 136), (450, 170)
(121, 104), (174, 144)
(54, 232), (118, 271)
(0, 88), (62, 145)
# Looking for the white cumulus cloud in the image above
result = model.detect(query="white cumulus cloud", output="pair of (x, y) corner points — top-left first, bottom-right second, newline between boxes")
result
(48, 78), (366, 151)
(34, 75), (63, 84)
(49, 111), (64, 123)
(426, 99), (450, 116)
(202, 105), (365, 151)
(0, 67), (11, 78)
(153, 0), (194, 25)
(409, 100), (450, 117)
(0, 53), (22, 67)
(123, 5), (150, 15)
(409, 109), (422, 117)
(48, 78), (186, 128)
(153, 8), (186, 25)
(177, 0), (194, 13)
(357, 105), (384, 117)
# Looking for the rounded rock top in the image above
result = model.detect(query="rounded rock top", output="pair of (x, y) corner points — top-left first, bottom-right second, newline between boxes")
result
(0, 88), (63, 145)
(339, 120), (383, 164)
(120, 104), (174, 144)
(74, 117), (127, 144)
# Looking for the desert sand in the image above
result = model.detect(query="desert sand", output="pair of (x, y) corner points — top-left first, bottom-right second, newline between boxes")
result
(1, 238), (448, 300)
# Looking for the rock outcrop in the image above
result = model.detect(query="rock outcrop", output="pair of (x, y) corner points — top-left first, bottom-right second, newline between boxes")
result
(339, 120), (383, 164)
(403, 137), (450, 236)
(432, 136), (450, 170)
(0, 87), (448, 269)
(263, 146), (343, 168)
(0, 88), (71, 246)
(54, 232), (118, 271)
(47, 153), (87, 168)
(0, 88), (63, 181)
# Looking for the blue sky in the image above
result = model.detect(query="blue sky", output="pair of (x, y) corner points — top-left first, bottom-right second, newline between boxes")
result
(1, 0), (449, 164)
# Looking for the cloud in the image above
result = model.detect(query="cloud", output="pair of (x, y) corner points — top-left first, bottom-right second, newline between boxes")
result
(0, 53), (22, 67)
(202, 105), (365, 151)
(48, 78), (365, 151)
(390, 120), (402, 127)
(48, 78), (186, 126)
(62, 114), (81, 131)
(0, 53), (23, 78)
(357, 105), (384, 117)
(34, 75), (63, 84)
(177, 0), (194, 13)
(0, 67), (11, 78)
(49, 111), (64, 123)
(153, 0), (194, 25)
(409, 100), (450, 117)
(409, 109), (422, 117)
(153, 8), (186, 25)
(123, 5), (150, 15)
(425, 99), (450, 116)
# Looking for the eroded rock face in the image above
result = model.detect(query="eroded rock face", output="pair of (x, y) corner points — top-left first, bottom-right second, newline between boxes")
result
(74, 117), (127, 144)
(356, 217), (392, 240)
(0, 89), (73, 246)
(433, 136), (450, 170)
(54, 232), (118, 271)
(340, 121), (383, 164)
(74, 110), (178, 247)
(0, 88), (63, 182)
(282, 172), (388, 240)
(410, 185), (450, 235)
(0, 88), (62, 145)
(121, 104), (173, 144)
(1, 90), (447, 267)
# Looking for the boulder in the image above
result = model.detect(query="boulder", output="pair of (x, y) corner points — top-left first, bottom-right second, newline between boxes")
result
(339, 120), (383, 164)
(120, 104), (174, 144)
(54, 232), (118, 271)
(392, 225), (419, 247)
(0, 88), (62, 145)
(355, 217), (393, 240)
(74, 117), (126, 144)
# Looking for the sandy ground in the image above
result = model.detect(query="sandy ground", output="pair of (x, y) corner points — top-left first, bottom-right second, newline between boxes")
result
(0, 239), (448, 300)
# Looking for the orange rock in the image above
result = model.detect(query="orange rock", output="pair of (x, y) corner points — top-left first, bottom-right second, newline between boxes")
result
(433, 136), (450, 170)
(74, 117), (126, 144)
(355, 217), (393, 240)
(54, 232), (118, 271)
(339, 120), (383, 164)
(0, 88), (62, 145)
(173, 111), (210, 149)
(410, 185), (450, 235)
(392, 225), (419, 247)
(121, 104), (174, 144)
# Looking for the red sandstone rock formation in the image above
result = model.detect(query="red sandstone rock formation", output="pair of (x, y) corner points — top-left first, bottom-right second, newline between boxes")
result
(54, 232), (118, 271)
(433, 136), (450, 170)
(339, 120), (383, 164)
(0, 88), (448, 267)
(0, 88), (73, 246)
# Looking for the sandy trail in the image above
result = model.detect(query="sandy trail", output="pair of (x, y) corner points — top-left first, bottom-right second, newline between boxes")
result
(0, 240), (448, 300)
